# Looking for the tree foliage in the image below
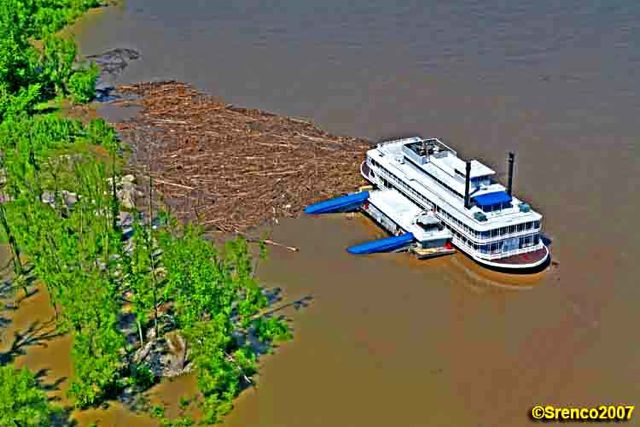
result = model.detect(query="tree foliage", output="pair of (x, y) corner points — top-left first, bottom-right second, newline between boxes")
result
(68, 62), (99, 103)
(0, 0), (293, 424)
(0, 365), (61, 427)
(0, 112), (128, 408)
(0, 0), (101, 119)
(159, 225), (290, 424)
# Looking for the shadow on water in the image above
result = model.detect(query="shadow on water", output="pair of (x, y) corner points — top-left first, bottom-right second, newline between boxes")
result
(0, 257), (13, 274)
(0, 281), (17, 329)
(449, 255), (539, 292)
(263, 287), (313, 316)
(51, 410), (78, 427)
(34, 368), (68, 394)
(0, 289), (75, 425)
(0, 271), (41, 333)
(243, 290), (313, 359)
(0, 318), (63, 365)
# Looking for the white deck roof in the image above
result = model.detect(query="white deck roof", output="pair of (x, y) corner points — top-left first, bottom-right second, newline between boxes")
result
(368, 189), (451, 242)
(430, 155), (495, 179)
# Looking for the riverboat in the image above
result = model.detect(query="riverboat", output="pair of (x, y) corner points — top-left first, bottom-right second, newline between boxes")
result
(360, 137), (549, 271)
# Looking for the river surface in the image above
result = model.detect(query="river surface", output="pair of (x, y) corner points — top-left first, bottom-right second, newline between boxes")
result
(37, 0), (640, 425)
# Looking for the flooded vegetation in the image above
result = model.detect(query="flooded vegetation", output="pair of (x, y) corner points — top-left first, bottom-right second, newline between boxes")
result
(69, 1), (640, 426)
(1, 2), (296, 426)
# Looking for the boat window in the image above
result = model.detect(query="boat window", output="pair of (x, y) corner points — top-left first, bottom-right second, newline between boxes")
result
(472, 176), (494, 187)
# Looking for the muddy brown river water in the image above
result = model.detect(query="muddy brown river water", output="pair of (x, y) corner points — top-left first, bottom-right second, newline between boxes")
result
(4, 1), (640, 426)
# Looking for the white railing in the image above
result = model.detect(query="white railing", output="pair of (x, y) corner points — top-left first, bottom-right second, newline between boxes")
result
(486, 243), (545, 260)
(452, 239), (544, 261)
(377, 136), (421, 148)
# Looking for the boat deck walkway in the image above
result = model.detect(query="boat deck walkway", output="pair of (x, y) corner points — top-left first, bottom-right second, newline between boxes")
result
(367, 189), (451, 243)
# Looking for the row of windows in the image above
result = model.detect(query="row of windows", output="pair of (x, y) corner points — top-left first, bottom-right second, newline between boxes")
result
(369, 160), (541, 243)
(481, 202), (511, 213)
(438, 207), (540, 241)
(451, 227), (540, 255)
(472, 176), (493, 187)
(478, 234), (540, 254)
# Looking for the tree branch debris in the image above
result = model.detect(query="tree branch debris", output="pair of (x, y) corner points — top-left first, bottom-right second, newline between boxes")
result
(113, 81), (370, 231)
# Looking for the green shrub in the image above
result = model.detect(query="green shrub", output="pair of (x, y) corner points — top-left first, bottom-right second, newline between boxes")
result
(0, 364), (61, 427)
(68, 62), (99, 104)
(130, 362), (157, 390)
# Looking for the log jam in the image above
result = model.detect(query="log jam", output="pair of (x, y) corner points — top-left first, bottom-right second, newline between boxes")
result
(113, 81), (370, 232)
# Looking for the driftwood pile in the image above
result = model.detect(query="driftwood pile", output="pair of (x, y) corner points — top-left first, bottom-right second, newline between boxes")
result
(114, 81), (370, 231)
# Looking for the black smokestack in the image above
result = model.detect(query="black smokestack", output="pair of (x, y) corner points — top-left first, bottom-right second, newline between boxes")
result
(507, 152), (515, 196)
(464, 160), (471, 209)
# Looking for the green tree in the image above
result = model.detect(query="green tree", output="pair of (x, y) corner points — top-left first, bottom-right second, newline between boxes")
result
(159, 225), (291, 424)
(126, 214), (157, 346)
(0, 364), (60, 427)
(39, 36), (77, 98)
(68, 62), (99, 103)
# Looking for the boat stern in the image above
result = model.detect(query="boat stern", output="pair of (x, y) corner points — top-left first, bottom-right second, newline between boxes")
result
(471, 245), (550, 273)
